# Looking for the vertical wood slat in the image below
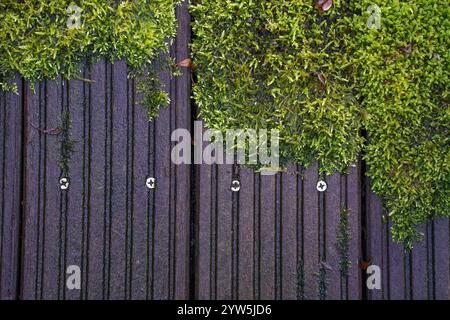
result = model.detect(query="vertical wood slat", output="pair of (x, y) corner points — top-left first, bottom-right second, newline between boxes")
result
(0, 79), (22, 300)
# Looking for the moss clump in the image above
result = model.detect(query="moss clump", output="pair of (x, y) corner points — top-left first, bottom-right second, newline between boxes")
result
(191, 0), (363, 175)
(316, 262), (329, 300)
(192, 0), (449, 248)
(58, 110), (76, 177)
(336, 206), (351, 278)
(297, 260), (305, 300)
(0, 0), (180, 118)
(349, 0), (449, 247)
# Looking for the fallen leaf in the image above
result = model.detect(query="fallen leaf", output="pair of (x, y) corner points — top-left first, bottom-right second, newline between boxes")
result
(315, 0), (333, 12)
(358, 258), (372, 270)
(400, 44), (412, 56)
(176, 58), (193, 68)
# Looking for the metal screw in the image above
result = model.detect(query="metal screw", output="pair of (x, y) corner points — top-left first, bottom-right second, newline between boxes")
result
(60, 178), (69, 190)
(146, 177), (156, 189)
(231, 180), (240, 192)
(316, 180), (327, 192)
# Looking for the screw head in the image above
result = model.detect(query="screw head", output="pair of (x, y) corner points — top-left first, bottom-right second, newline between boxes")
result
(231, 180), (240, 192)
(146, 177), (156, 189)
(316, 180), (327, 192)
(60, 178), (69, 190)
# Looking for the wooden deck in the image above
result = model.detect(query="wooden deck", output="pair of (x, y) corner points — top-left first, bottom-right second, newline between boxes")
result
(0, 2), (448, 300)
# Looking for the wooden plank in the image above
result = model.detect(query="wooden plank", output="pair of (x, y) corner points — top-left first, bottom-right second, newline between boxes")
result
(303, 163), (320, 300)
(325, 172), (341, 300)
(411, 225), (428, 299)
(365, 179), (386, 300)
(238, 168), (255, 299)
(280, 164), (298, 300)
(174, 0), (191, 299)
(347, 164), (362, 299)
(259, 174), (276, 299)
(197, 155), (213, 299)
(216, 164), (233, 299)
(21, 83), (45, 299)
(0, 79), (22, 300)
(41, 79), (63, 300)
(388, 220), (406, 299)
(130, 77), (150, 300)
(107, 61), (128, 300)
(86, 62), (107, 299)
(433, 218), (449, 299)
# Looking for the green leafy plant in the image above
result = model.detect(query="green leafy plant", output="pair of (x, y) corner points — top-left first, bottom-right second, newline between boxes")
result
(191, 0), (449, 248)
(0, 0), (180, 118)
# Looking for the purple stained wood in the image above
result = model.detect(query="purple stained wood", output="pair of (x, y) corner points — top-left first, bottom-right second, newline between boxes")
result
(41, 79), (63, 300)
(347, 164), (361, 300)
(238, 168), (255, 299)
(216, 164), (233, 299)
(174, 0), (192, 299)
(433, 218), (449, 300)
(259, 174), (276, 300)
(195, 159), (366, 300)
(280, 164), (298, 300)
(388, 220), (406, 299)
(0, 79), (22, 300)
(411, 225), (428, 299)
(303, 163), (320, 300)
(325, 172), (341, 300)
(86, 62), (107, 299)
(365, 178), (386, 300)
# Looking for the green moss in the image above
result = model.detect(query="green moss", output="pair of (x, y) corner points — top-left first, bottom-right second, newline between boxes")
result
(192, 0), (363, 175)
(316, 262), (329, 300)
(350, 0), (449, 248)
(192, 0), (449, 248)
(58, 110), (76, 177)
(336, 206), (351, 278)
(0, 0), (180, 118)
(297, 259), (305, 300)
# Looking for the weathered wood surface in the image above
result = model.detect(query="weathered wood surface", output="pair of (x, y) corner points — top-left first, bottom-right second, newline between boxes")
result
(0, 1), (449, 300)
(196, 161), (363, 300)
(0, 79), (23, 300)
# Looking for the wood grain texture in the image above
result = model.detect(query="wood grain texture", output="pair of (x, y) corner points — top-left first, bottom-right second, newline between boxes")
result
(196, 161), (364, 300)
(0, 79), (22, 300)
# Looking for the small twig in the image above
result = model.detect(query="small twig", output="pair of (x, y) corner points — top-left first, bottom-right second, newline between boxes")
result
(29, 122), (62, 135)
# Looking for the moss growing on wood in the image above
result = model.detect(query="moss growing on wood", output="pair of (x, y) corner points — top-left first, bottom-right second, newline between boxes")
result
(192, 0), (449, 248)
(336, 206), (351, 279)
(350, 0), (449, 248)
(0, 0), (180, 119)
(297, 259), (305, 300)
(58, 110), (76, 177)
(192, 0), (363, 175)
(316, 262), (329, 300)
